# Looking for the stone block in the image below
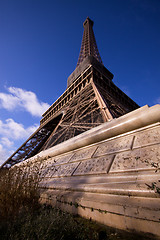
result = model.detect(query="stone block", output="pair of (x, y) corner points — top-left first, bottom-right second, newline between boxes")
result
(110, 145), (160, 173)
(52, 162), (80, 177)
(73, 155), (114, 175)
(133, 125), (160, 148)
(54, 152), (74, 165)
(93, 135), (133, 157)
(124, 206), (160, 222)
(40, 160), (60, 177)
(40, 153), (74, 177)
(69, 146), (97, 162)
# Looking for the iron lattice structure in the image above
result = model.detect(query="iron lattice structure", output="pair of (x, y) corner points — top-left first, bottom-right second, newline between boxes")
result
(77, 17), (103, 67)
(1, 17), (139, 168)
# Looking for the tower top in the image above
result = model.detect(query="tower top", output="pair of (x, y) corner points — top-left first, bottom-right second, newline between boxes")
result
(83, 17), (93, 27)
(76, 17), (103, 67)
(67, 17), (113, 87)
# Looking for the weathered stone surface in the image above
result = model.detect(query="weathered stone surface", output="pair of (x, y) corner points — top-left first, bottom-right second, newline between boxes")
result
(133, 125), (160, 148)
(69, 146), (97, 162)
(73, 155), (114, 175)
(93, 136), (133, 157)
(54, 153), (74, 165)
(110, 144), (160, 172)
(52, 162), (80, 177)
(40, 160), (60, 177)
(40, 189), (160, 236)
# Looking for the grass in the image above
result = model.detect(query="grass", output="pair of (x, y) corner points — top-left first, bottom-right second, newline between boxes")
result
(0, 204), (156, 240)
(0, 163), (41, 222)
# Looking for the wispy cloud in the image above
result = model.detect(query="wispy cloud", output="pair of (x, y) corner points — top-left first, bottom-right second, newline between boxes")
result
(1, 137), (14, 148)
(0, 118), (38, 140)
(0, 118), (39, 166)
(0, 87), (50, 117)
(0, 143), (14, 166)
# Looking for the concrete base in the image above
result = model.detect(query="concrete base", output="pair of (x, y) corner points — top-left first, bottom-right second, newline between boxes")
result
(19, 105), (160, 238)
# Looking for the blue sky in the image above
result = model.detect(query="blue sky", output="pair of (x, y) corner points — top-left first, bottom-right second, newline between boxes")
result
(0, 0), (160, 165)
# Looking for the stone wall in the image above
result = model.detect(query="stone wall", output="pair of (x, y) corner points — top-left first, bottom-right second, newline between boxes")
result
(19, 105), (160, 238)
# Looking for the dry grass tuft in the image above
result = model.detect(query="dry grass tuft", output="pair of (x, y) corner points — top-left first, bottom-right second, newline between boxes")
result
(0, 159), (44, 221)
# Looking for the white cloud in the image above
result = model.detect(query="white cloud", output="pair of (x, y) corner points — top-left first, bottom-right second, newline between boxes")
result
(0, 87), (50, 117)
(0, 118), (38, 140)
(1, 137), (14, 148)
(0, 144), (14, 167)
(0, 118), (39, 166)
(0, 92), (19, 110)
(0, 144), (8, 165)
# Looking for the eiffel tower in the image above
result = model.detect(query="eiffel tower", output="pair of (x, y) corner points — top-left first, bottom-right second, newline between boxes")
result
(1, 17), (139, 168)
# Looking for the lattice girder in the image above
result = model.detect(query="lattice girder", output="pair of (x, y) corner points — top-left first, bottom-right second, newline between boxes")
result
(77, 17), (103, 67)
(40, 82), (106, 151)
